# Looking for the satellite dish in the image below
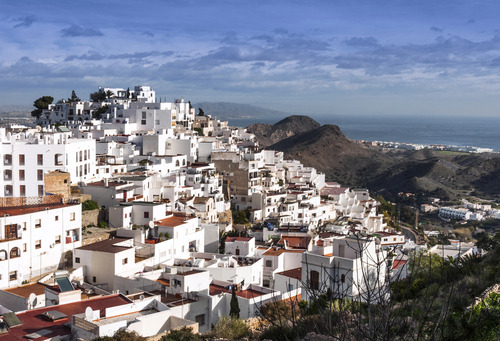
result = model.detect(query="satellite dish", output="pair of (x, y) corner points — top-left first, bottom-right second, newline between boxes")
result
(85, 307), (93, 321)
(139, 294), (144, 301)
(148, 221), (154, 228)
(28, 293), (36, 309)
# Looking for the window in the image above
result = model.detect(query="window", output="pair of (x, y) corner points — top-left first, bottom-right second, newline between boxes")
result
(144, 212), (150, 218)
(18, 170), (25, 181)
(266, 260), (272, 268)
(310, 270), (319, 290)
(75, 257), (80, 264)
(70, 212), (76, 221)
(20, 185), (25, 197)
(55, 235), (61, 244)
(10, 247), (20, 258)
(55, 153), (63, 166)
(23, 222), (26, 231)
(55, 215), (59, 221)
(23, 243), (27, 252)
(19, 154), (25, 166)
(35, 219), (41, 228)
(195, 314), (205, 326)
(122, 258), (128, 265)
(288, 284), (294, 291)
(9, 271), (17, 281)
(5, 224), (18, 239)
(37, 154), (43, 165)
(4, 154), (12, 165)
(38, 185), (44, 196)
(35, 240), (41, 249)
(341, 274), (346, 283)
(37, 170), (43, 181)
(93, 276), (96, 283)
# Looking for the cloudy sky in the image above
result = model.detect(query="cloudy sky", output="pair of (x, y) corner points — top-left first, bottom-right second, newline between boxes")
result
(2, 0), (500, 117)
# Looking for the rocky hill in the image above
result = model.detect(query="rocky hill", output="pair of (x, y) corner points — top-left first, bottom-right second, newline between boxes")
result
(260, 116), (500, 200)
(268, 124), (394, 187)
(247, 115), (321, 147)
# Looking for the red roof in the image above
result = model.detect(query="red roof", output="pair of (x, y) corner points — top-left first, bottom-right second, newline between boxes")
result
(392, 259), (407, 270)
(0, 294), (131, 340)
(277, 267), (302, 280)
(279, 236), (311, 249)
(226, 236), (253, 242)
(156, 214), (194, 227)
(209, 285), (267, 299)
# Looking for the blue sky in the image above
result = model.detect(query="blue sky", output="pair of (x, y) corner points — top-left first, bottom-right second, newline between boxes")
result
(2, 0), (500, 117)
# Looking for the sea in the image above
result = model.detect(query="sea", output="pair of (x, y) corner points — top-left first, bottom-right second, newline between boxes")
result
(228, 114), (500, 152)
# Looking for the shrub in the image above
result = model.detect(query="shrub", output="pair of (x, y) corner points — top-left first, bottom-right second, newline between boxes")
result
(160, 326), (203, 341)
(208, 316), (248, 340)
(82, 200), (99, 211)
(98, 221), (107, 228)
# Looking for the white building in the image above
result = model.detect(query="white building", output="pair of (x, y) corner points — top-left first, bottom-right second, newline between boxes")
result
(0, 130), (96, 197)
(0, 196), (82, 289)
(301, 235), (387, 302)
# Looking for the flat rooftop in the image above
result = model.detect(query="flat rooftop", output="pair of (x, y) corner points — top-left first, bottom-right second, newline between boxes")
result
(0, 203), (78, 217)
(3, 283), (48, 298)
(76, 237), (132, 253)
(209, 285), (268, 299)
(156, 214), (194, 227)
(0, 294), (130, 340)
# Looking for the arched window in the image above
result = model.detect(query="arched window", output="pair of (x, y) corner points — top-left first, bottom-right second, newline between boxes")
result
(10, 247), (20, 259)
(0, 250), (7, 261)
(310, 270), (319, 290)
(175, 160), (180, 167)
(182, 159), (186, 166)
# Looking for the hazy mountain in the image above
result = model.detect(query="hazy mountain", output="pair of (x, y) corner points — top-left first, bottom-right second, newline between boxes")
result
(193, 102), (289, 125)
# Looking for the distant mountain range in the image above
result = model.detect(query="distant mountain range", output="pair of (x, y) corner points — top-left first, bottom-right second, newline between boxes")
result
(193, 102), (290, 125)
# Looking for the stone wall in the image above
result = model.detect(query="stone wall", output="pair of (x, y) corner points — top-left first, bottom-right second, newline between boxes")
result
(82, 209), (106, 227)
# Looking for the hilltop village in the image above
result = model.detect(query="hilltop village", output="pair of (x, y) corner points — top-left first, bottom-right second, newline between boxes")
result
(0, 86), (493, 339)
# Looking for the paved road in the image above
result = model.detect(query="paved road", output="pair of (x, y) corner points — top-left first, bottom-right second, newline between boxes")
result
(401, 225), (419, 243)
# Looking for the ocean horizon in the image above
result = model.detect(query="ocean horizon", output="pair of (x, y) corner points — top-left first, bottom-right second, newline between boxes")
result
(227, 114), (500, 152)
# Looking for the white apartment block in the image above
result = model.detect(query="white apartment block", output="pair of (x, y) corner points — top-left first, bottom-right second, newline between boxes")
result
(0, 130), (96, 197)
(439, 207), (472, 220)
(0, 196), (82, 289)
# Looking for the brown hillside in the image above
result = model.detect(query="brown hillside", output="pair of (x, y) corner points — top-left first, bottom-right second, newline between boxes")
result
(269, 124), (393, 187)
(247, 115), (320, 147)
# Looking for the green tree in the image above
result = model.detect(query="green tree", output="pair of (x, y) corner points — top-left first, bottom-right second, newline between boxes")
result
(31, 96), (54, 118)
(93, 104), (109, 119)
(90, 91), (107, 102)
(82, 200), (99, 211)
(230, 285), (240, 318)
(106, 90), (114, 99)
(68, 90), (80, 103)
